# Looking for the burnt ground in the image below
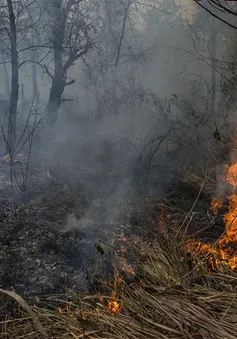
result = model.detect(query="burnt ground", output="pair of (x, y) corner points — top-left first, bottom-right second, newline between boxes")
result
(0, 154), (225, 298)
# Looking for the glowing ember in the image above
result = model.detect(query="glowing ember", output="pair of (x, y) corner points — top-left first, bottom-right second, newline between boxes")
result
(107, 292), (121, 313)
(186, 159), (237, 270)
(107, 299), (121, 313)
(57, 299), (87, 319)
(210, 197), (223, 215)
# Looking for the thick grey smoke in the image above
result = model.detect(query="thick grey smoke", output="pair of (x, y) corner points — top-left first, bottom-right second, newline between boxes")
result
(0, 0), (232, 211)
(0, 1), (236, 295)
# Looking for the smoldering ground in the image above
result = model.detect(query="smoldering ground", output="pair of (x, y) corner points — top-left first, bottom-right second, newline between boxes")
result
(0, 95), (202, 296)
(0, 0), (235, 299)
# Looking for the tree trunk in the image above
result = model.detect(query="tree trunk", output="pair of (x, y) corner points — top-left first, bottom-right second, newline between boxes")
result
(1, 55), (10, 100)
(6, 0), (19, 155)
(46, 42), (65, 125)
(32, 60), (38, 98)
(210, 16), (217, 116)
(112, 0), (131, 115)
(46, 0), (89, 126)
(31, 30), (38, 98)
(46, 0), (65, 125)
(46, 76), (65, 125)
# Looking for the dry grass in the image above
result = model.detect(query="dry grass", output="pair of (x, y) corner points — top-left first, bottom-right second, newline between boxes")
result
(180, 168), (217, 194)
(1, 233), (237, 339)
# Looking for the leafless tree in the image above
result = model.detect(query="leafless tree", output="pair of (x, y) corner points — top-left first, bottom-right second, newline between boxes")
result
(81, 0), (151, 118)
(0, 0), (42, 154)
(194, 0), (237, 29)
(43, 0), (94, 125)
(187, 6), (221, 115)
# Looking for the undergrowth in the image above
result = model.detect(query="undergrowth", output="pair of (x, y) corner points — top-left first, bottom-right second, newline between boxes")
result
(1, 232), (237, 339)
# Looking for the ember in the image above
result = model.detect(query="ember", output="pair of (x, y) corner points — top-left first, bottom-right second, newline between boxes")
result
(210, 197), (223, 215)
(107, 300), (120, 313)
(99, 292), (122, 313)
(186, 158), (237, 270)
(107, 292), (121, 313)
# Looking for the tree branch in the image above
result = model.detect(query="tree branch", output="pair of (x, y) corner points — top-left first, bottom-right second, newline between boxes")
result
(194, 0), (237, 29)
(43, 65), (53, 79)
(65, 79), (75, 86)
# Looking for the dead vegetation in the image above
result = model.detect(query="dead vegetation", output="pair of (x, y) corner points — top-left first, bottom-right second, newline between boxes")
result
(180, 167), (216, 194)
(1, 230), (237, 339)
(0, 126), (236, 338)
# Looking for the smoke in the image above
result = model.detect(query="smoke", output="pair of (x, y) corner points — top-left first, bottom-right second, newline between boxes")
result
(0, 0), (235, 265)
(2, 0), (237, 297)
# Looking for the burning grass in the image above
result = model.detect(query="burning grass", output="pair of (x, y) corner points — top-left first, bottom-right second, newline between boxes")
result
(186, 158), (237, 270)
(1, 232), (237, 339)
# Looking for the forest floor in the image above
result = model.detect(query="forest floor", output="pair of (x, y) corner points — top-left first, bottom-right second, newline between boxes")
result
(0, 155), (221, 297)
(1, 151), (236, 338)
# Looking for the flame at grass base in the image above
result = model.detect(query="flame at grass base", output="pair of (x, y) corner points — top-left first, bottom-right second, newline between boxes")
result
(107, 298), (121, 313)
(186, 160), (237, 270)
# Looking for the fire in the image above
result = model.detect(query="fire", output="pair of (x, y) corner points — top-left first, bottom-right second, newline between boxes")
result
(186, 159), (237, 270)
(107, 300), (120, 312)
(99, 292), (122, 313)
(226, 161), (237, 186)
(210, 197), (223, 215)
(57, 298), (87, 320)
(107, 292), (121, 313)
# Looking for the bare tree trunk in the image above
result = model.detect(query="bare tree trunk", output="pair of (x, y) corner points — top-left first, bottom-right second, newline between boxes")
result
(31, 30), (38, 98)
(6, 0), (19, 154)
(45, 0), (91, 126)
(46, 76), (65, 125)
(114, 1), (131, 70)
(210, 16), (217, 116)
(1, 55), (10, 100)
(31, 60), (38, 98)
(104, 0), (110, 91)
(112, 0), (132, 114)
(46, 0), (66, 125)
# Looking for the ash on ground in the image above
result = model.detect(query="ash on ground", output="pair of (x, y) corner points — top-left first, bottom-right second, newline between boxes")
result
(0, 158), (222, 297)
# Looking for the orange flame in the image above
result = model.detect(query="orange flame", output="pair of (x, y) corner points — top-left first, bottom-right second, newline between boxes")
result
(106, 292), (122, 313)
(210, 197), (223, 215)
(107, 300), (121, 313)
(186, 159), (237, 270)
